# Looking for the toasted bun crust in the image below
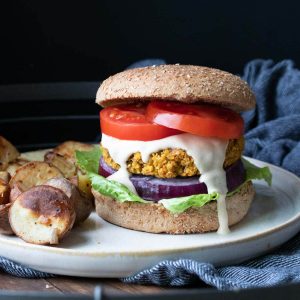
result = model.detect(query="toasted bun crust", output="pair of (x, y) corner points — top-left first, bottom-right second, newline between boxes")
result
(96, 65), (255, 112)
(93, 181), (255, 234)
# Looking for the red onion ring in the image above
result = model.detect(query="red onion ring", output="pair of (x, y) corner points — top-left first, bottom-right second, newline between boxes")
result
(99, 157), (245, 201)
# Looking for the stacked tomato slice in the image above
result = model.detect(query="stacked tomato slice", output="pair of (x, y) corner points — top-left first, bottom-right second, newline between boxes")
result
(100, 104), (181, 141)
(100, 101), (244, 140)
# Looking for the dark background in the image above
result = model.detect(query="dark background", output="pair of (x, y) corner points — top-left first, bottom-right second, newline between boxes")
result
(0, 0), (299, 84)
(0, 0), (299, 149)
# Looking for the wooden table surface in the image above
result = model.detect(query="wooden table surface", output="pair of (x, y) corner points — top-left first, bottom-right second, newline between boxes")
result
(0, 272), (205, 297)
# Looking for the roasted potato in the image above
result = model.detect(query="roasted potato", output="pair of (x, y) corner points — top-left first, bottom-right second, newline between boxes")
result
(0, 136), (20, 171)
(50, 141), (95, 199)
(0, 171), (10, 205)
(6, 158), (29, 177)
(44, 151), (76, 179)
(9, 161), (63, 193)
(9, 185), (76, 245)
(0, 203), (13, 235)
(0, 181), (10, 205)
(9, 182), (23, 203)
(0, 171), (10, 183)
(53, 141), (94, 163)
(77, 170), (93, 200)
(45, 177), (93, 225)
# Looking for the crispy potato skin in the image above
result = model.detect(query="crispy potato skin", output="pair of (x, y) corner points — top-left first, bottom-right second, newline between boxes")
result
(102, 137), (244, 178)
(6, 158), (30, 177)
(0, 171), (10, 183)
(44, 151), (77, 179)
(9, 185), (76, 245)
(53, 141), (94, 163)
(0, 171), (10, 205)
(0, 182), (10, 205)
(0, 136), (20, 171)
(20, 186), (73, 218)
(0, 203), (13, 235)
(45, 177), (93, 225)
(9, 161), (63, 191)
(9, 183), (23, 203)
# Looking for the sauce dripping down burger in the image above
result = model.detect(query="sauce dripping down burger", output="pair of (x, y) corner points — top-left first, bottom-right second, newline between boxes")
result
(94, 64), (257, 234)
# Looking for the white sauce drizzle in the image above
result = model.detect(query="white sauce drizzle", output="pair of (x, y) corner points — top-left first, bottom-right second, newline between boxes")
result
(101, 133), (230, 234)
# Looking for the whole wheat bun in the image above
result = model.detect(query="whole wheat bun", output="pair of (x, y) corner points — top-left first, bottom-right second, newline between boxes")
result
(93, 181), (255, 234)
(96, 65), (255, 112)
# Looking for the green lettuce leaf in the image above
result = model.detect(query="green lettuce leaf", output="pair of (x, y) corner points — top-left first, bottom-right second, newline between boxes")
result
(227, 158), (272, 196)
(243, 158), (272, 186)
(89, 173), (147, 203)
(159, 192), (219, 214)
(76, 146), (101, 174)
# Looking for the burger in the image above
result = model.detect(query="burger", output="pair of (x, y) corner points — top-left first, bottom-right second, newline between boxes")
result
(77, 64), (271, 234)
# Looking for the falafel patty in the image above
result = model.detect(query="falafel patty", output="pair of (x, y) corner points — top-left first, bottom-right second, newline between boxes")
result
(102, 137), (244, 178)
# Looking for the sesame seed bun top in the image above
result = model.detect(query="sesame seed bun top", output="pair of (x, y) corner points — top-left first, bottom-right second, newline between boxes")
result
(96, 64), (256, 112)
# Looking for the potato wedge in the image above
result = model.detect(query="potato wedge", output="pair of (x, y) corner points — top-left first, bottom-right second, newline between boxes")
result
(6, 158), (29, 177)
(9, 185), (75, 244)
(9, 182), (23, 203)
(0, 136), (20, 171)
(51, 141), (95, 198)
(0, 171), (10, 183)
(53, 141), (94, 163)
(45, 177), (93, 225)
(44, 151), (76, 179)
(0, 171), (10, 205)
(9, 161), (63, 193)
(0, 203), (13, 235)
(0, 181), (10, 205)
(77, 170), (93, 200)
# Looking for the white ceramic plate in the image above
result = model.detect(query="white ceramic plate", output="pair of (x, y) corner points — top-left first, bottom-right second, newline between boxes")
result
(1, 157), (300, 278)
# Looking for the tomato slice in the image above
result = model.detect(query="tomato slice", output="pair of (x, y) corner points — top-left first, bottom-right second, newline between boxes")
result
(146, 101), (244, 139)
(100, 104), (182, 141)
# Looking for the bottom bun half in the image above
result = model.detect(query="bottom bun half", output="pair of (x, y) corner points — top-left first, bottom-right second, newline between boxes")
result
(93, 181), (255, 234)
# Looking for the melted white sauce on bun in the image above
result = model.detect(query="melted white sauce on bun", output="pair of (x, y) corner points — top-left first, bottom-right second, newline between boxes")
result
(101, 133), (229, 234)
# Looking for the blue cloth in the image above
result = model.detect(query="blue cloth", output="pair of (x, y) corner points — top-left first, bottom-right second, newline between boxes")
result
(0, 256), (53, 278)
(242, 59), (300, 177)
(122, 233), (300, 289)
(1, 59), (300, 290)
